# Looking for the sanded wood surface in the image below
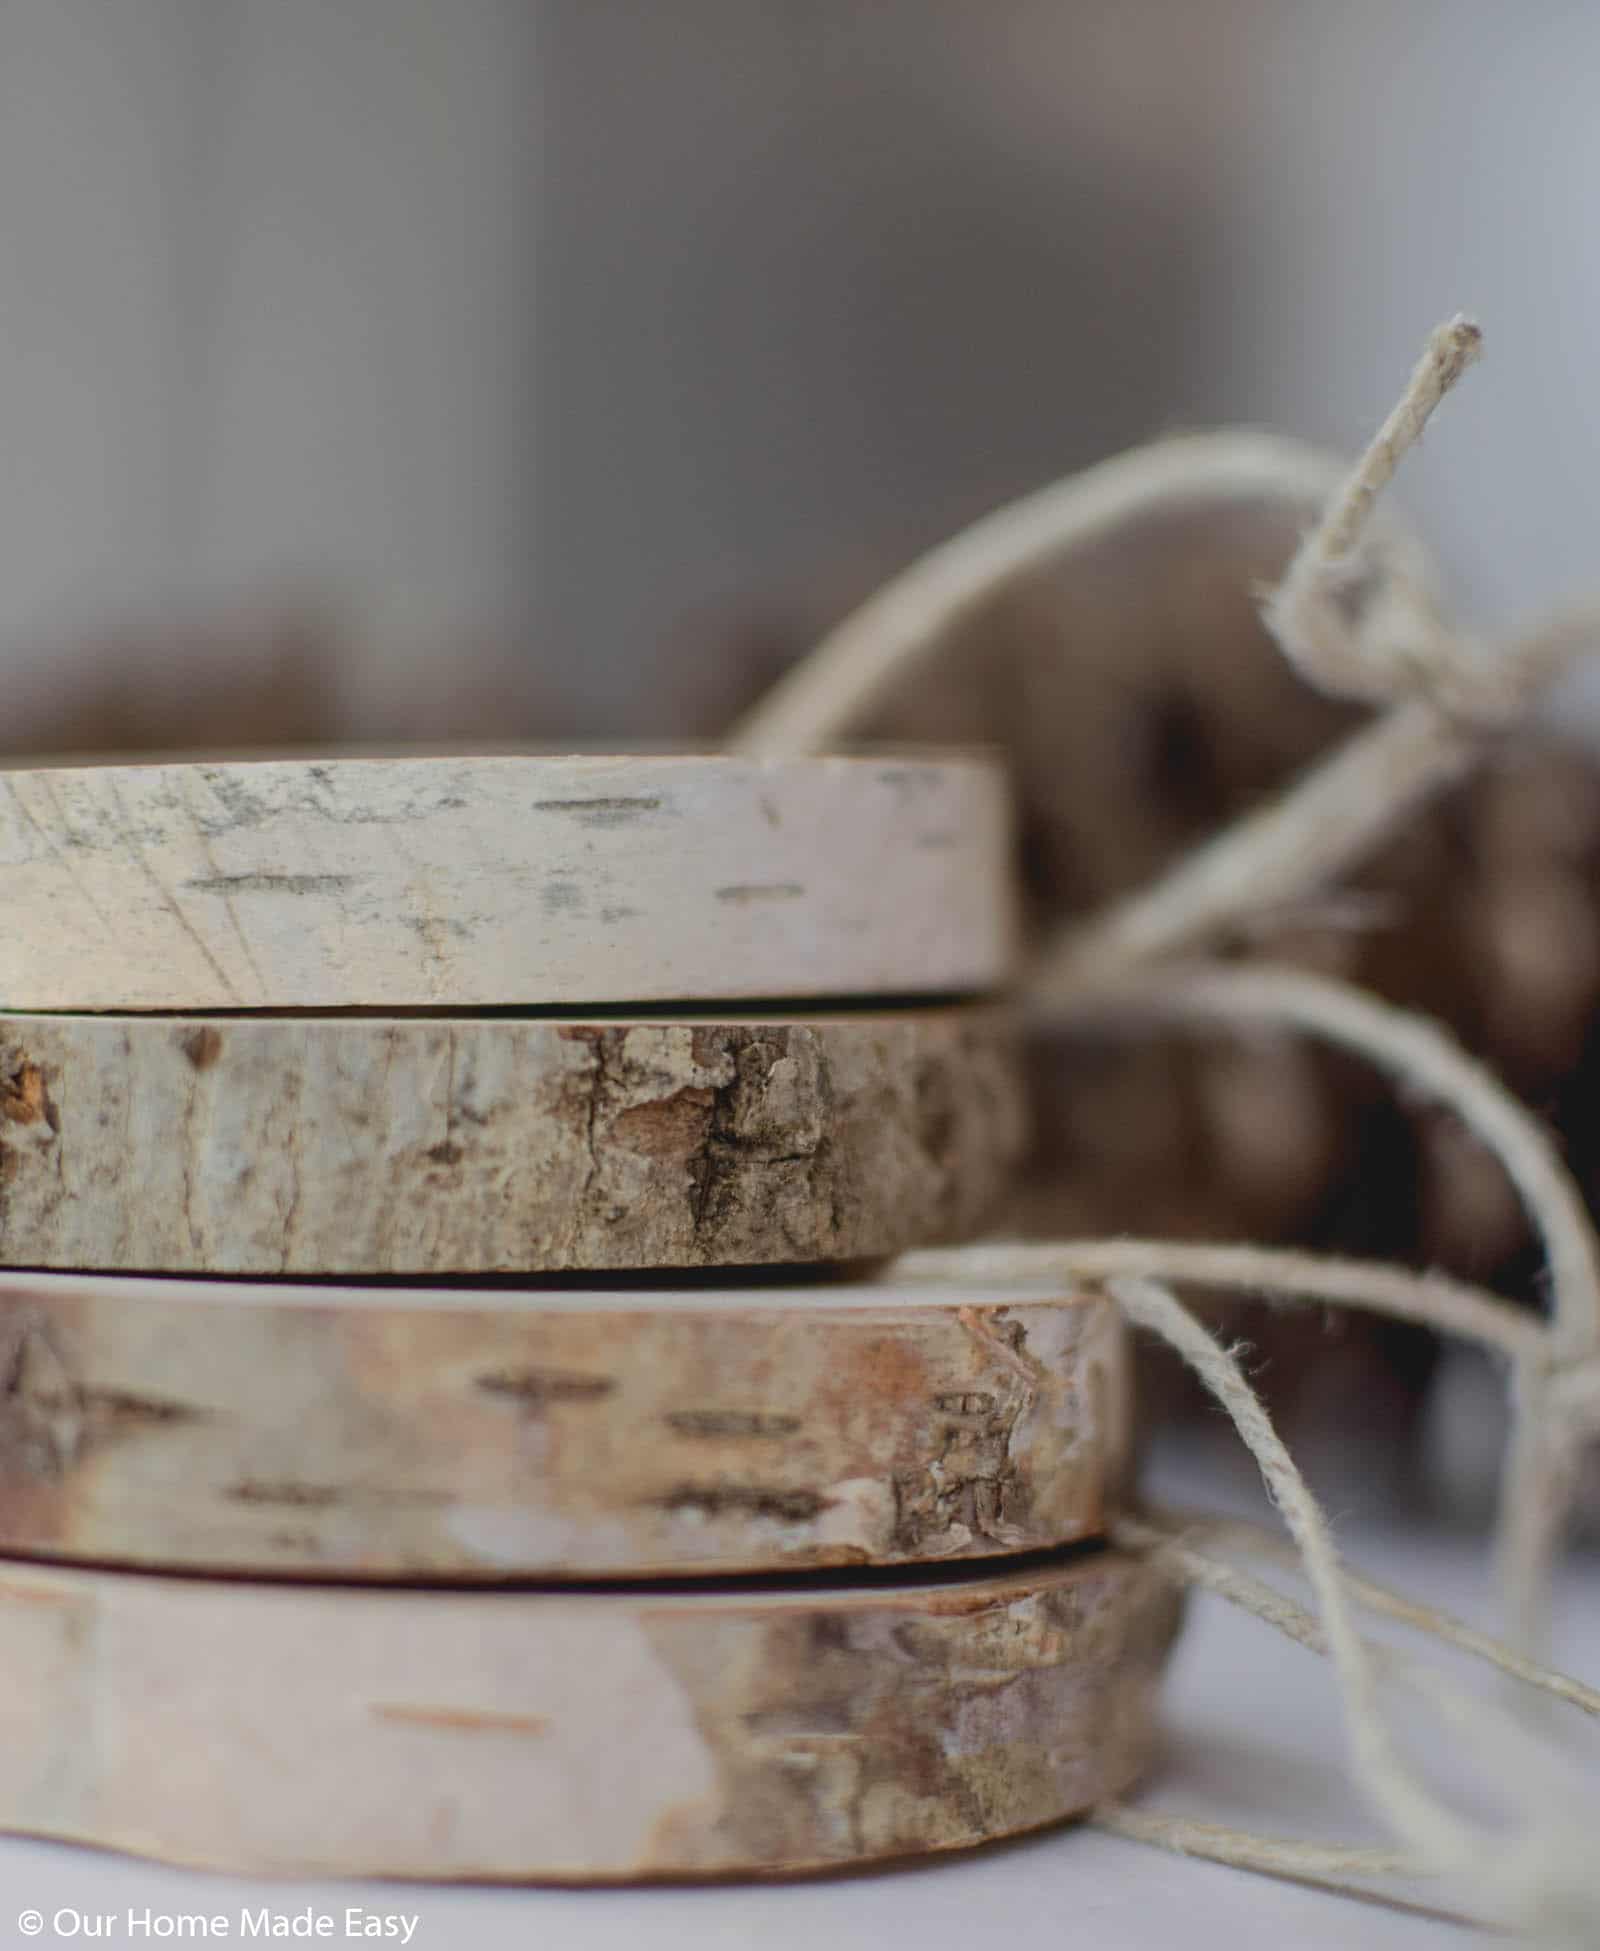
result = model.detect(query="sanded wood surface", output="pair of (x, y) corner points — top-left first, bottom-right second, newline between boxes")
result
(0, 1270), (1126, 1577)
(0, 1549), (1177, 1880)
(0, 752), (1015, 1008)
(0, 1007), (1022, 1273)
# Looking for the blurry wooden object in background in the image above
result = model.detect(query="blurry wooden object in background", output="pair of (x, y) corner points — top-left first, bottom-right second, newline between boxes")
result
(717, 481), (1600, 1483)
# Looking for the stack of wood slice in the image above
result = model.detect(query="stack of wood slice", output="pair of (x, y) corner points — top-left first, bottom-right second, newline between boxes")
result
(0, 750), (1179, 1881)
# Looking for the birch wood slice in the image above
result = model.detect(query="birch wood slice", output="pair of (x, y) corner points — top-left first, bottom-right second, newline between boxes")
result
(0, 1007), (1021, 1273)
(0, 1549), (1177, 1880)
(0, 752), (1015, 1008)
(0, 1269), (1126, 1577)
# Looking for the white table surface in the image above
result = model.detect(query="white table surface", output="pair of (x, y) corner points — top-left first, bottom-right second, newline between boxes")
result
(1, 1507), (1594, 1951)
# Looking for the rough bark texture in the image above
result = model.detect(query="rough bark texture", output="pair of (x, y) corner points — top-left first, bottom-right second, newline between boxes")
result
(0, 752), (1015, 1008)
(0, 1008), (1023, 1273)
(0, 1270), (1126, 1577)
(0, 1549), (1178, 1880)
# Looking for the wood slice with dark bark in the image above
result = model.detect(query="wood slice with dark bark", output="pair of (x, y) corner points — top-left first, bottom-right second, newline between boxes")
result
(0, 1008), (1024, 1274)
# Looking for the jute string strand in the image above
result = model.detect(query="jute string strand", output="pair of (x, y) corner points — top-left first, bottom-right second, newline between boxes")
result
(1032, 959), (1600, 1651)
(739, 320), (1600, 1933)
(1136, 1508), (1600, 1722)
(1108, 1275), (1484, 1874)
(899, 1248), (1600, 1935)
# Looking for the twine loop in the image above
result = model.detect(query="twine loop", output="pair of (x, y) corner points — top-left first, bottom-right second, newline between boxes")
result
(737, 318), (1600, 1936)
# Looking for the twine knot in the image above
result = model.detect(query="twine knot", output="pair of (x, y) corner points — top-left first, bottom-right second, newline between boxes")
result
(1258, 317), (1545, 726)
(1268, 557), (1530, 725)
(1255, 316), (1582, 728)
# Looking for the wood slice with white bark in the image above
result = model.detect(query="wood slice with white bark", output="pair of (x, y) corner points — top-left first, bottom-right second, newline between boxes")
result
(0, 752), (1015, 1008)
(0, 1007), (1022, 1273)
(0, 1270), (1125, 1577)
(0, 1549), (1178, 1880)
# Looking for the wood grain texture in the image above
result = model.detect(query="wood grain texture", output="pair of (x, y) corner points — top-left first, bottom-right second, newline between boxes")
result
(0, 1549), (1178, 1880)
(0, 1007), (1022, 1273)
(0, 1270), (1126, 1577)
(0, 752), (1016, 1008)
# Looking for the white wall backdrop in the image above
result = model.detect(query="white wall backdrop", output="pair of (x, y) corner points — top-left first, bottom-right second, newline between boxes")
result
(1, 1), (1597, 741)
(0, 0), (543, 737)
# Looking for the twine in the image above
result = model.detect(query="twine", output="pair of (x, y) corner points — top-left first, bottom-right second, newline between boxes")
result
(737, 320), (1600, 1937)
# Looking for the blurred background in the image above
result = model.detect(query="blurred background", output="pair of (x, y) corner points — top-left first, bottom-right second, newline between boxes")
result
(3, 0), (1597, 753)
(5, 0), (1600, 1523)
